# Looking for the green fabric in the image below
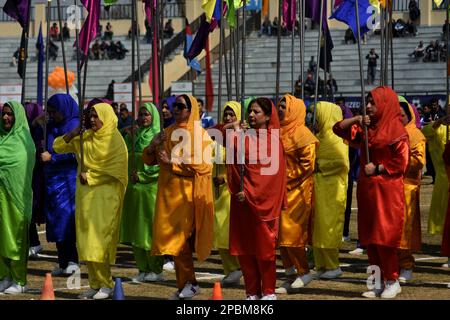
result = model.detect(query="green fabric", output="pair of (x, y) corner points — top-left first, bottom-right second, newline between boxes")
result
(103, 0), (117, 6)
(120, 103), (160, 249)
(0, 101), (35, 219)
(133, 246), (164, 274)
(226, 0), (247, 28)
(0, 254), (28, 285)
(218, 248), (240, 275)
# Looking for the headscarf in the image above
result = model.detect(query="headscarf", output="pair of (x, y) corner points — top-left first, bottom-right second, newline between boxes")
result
(87, 98), (111, 109)
(80, 103), (128, 188)
(124, 102), (160, 153)
(315, 101), (349, 163)
(163, 94), (213, 261)
(399, 96), (426, 147)
(368, 86), (408, 148)
(47, 93), (79, 153)
(223, 101), (242, 123)
(398, 96), (421, 129)
(0, 101), (36, 218)
(161, 95), (176, 128)
(279, 94), (318, 152)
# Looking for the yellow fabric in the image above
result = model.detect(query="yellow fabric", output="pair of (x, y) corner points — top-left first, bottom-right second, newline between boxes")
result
(313, 247), (340, 271)
(398, 249), (415, 270)
(202, 0), (217, 23)
(422, 124), (449, 234)
(218, 248), (240, 275)
(86, 261), (114, 289)
(434, 0), (444, 7)
(400, 140), (425, 250)
(279, 94), (318, 153)
(279, 144), (316, 247)
(150, 95), (214, 262)
(313, 102), (349, 249)
(214, 101), (241, 250)
(53, 103), (128, 264)
(405, 104), (426, 149)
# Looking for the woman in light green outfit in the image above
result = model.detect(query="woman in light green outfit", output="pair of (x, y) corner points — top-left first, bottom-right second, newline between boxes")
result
(120, 103), (164, 282)
(0, 101), (35, 294)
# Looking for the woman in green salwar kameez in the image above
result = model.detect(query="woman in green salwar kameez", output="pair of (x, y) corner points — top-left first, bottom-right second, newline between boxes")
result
(0, 101), (35, 294)
(119, 103), (164, 282)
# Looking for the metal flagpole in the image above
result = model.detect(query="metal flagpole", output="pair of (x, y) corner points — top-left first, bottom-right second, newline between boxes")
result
(446, 1), (449, 117)
(291, 17), (295, 94)
(74, 0), (84, 171)
(134, 0), (143, 106)
(160, 0), (165, 99)
(241, 3), (246, 105)
(224, 18), (232, 102)
(43, 0), (51, 151)
(20, 0), (33, 105)
(300, 0), (305, 101)
(384, 7), (389, 85)
(235, 7), (240, 102)
(380, 6), (385, 85)
(311, 0), (324, 134)
(56, 0), (70, 93)
(130, 0), (137, 175)
(157, 0), (163, 102)
(323, 32), (328, 100)
(81, 56), (88, 104)
(215, 0), (224, 198)
(355, 0), (369, 163)
(389, 2), (394, 89)
(275, 0), (282, 102)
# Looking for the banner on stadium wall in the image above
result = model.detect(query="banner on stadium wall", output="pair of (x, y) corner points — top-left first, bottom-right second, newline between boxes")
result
(0, 84), (22, 106)
(114, 82), (132, 110)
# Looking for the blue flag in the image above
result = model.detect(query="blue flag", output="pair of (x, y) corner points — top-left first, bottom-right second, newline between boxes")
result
(37, 23), (44, 106)
(330, 0), (374, 38)
(184, 18), (202, 74)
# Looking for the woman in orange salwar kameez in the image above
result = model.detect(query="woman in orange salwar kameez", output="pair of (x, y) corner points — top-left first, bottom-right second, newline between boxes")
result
(143, 95), (214, 300)
(333, 86), (409, 299)
(228, 97), (287, 300)
(276, 94), (318, 293)
(397, 97), (426, 283)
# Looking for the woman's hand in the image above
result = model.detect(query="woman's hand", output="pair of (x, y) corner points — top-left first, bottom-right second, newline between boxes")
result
(40, 151), (52, 163)
(79, 172), (88, 185)
(213, 176), (225, 187)
(365, 162), (376, 176)
(157, 149), (171, 166)
(433, 115), (450, 129)
(355, 115), (370, 128)
(236, 191), (245, 202)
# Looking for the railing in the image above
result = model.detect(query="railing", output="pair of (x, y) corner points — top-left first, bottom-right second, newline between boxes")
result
(331, 0), (419, 12)
(0, 6), (35, 22)
(164, 0), (185, 18)
(433, 0), (449, 10)
(100, 4), (132, 20)
(47, 6), (85, 21)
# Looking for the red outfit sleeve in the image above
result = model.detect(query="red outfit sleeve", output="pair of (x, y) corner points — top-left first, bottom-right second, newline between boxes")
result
(332, 121), (362, 149)
(382, 139), (409, 176)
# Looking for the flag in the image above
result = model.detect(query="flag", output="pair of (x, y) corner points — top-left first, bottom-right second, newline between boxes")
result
(226, 0), (246, 28)
(17, 29), (27, 79)
(434, 0), (444, 7)
(334, 0), (344, 8)
(330, 0), (373, 39)
(3, 0), (29, 28)
(283, 0), (296, 32)
(205, 36), (214, 112)
(36, 23), (44, 106)
(247, 0), (262, 11)
(202, 0), (219, 23)
(186, 14), (214, 61)
(262, 0), (269, 16)
(184, 19), (202, 74)
(75, 0), (101, 63)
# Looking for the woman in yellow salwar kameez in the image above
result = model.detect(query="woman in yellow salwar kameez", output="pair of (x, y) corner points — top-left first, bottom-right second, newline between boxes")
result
(0, 101), (35, 295)
(423, 117), (449, 235)
(398, 97), (426, 283)
(312, 102), (349, 279)
(143, 94), (214, 300)
(276, 94), (318, 293)
(53, 103), (128, 300)
(211, 101), (242, 287)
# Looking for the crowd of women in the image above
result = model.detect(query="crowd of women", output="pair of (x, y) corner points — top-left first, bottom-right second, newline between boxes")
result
(0, 85), (449, 300)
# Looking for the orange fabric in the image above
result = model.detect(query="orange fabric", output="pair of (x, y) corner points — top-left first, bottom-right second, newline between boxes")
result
(398, 249), (415, 270)
(173, 237), (196, 290)
(262, 0), (269, 17)
(280, 247), (309, 275)
(404, 103), (426, 150)
(368, 86), (408, 149)
(279, 94), (318, 153)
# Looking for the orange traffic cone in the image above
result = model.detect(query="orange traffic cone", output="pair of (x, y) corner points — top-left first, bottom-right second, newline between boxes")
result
(211, 282), (223, 300)
(41, 273), (55, 300)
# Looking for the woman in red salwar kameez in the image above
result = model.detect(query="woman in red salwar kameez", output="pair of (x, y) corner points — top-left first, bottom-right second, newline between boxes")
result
(333, 86), (409, 299)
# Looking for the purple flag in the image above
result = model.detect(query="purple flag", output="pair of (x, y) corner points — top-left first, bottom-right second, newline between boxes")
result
(305, 0), (327, 30)
(75, 0), (101, 61)
(186, 14), (214, 61)
(3, 0), (29, 28)
(283, 0), (296, 32)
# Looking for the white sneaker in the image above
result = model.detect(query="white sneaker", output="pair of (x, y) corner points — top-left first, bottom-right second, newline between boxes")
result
(0, 278), (13, 292)
(245, 295), (260, 300)
(93, 287), (113, 300)
(381, 280), (401, 299)
(4, 282), (27, 294)
(78, 288), (98, 299)
(169, 290), (181, 300)
(319, 268), (343, 279)
(131, 272), (146, 283)
(179, 282), (200, 299)
(275, 280), (291, 294)
(260, 294), (277, 300)
(441, 259), (450, 268)
(163, 260), (175, 272)
(29, 245), (43, 258)
(398, 269), (413, 283)
(221, 270), (242, 287)
(362, 286), (384, 298)
(285, 266), (296, 277)
(144, 272), (164, 282)
(291, 273), (313, 288)
(349, 248), (364, 255)
(342, 236), (351, 242)
(312, 270), (324, 279)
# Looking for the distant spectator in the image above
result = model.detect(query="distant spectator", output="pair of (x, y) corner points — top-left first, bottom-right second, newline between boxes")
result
(260, 15), (272, 36)
(115, 41), (128, 60)
(442, 19), (450, 40)
(408, 0), (420, 24)
(408, 40), (425, 60)
(308, 56), (317, 77)
(99, 41), (108, 60)
(62, 22), (70, 41)
(393, 19), (407, 37)
(405, 20), (417, 36)
(272, 17), (279, 36)
(145, 18), (152, 43)
(294, 75), (303, 97)
(431, 98), (445, 120)
(119, 104), (134, 130)
(421, 104), (432, 125)
(92, 41), (100, 60)
(50, 23), (59, 41)
(105, 80), (115, 101)
(423, 40), (438, 62)
(326, 76), (338, 94)
(163, 19), (174, 39)
(11, 47), (19, 66)
(49, 40), (58, 61)
(304, 72), (315, 97)
(97, 24), (103, 39)
(198, 99), (215, 129)
(335, 97), (353, 119)
(111, 102), (119, 118)
(366, 48), (379, 85)
(104, 22), (113, 40)
(345, 28), (356, 44)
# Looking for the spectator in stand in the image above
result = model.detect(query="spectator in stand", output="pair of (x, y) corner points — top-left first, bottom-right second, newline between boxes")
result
(308, 56), (317, 78)
(272, 17), (279, 36)
(49, 40), (59, 61)
(408, 0), (420, 36)
(163, 19), (174, 39)
(111, 102), (119, 118)
(345, 28), (356, 44)
(442, 19), (450, 40)
(294, 75), (303, 98)
(431, 98), (446, 120)
(304, 72), (315, 98)
(119, 104), (134, 130)
(423, 40), (438, 62)
(393, 19), (407, 38)
(11, 48), (19, 67)
(92, 41), (100, 60)
(99, 41), (108, 60)
(115, 41), (128, 60)
(421, 104), (432, 125)
(145, 18), (152, 43)
(408, 40), (425, 60)
(105, 80), (115, 101)
(104, 22), (113, 40)
(260, 15), (272, 36)
(50, 23), (59, 41)
(327, 76), (338, 94)
(62, 22), (70, 41)
(97, 24), (103, 39)
(366, 48), (379, 85)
